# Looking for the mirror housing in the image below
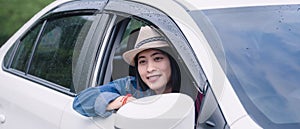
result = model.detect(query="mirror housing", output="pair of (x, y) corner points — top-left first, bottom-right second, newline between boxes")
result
(115, 93), (194, 129)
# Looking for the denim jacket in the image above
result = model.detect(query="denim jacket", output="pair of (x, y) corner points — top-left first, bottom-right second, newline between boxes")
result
(73, 76), (155, 117)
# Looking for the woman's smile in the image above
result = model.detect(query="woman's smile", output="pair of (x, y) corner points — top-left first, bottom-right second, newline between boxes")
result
(147, 74), (161, 82)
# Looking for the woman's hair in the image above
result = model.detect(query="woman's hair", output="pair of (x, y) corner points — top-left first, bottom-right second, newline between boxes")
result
(133, 48), (181, 92)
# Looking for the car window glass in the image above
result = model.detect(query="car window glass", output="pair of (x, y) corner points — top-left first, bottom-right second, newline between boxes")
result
(26, 15), (95, 90)
(11, 24), (42, 72)
(198, 5), (300, 127)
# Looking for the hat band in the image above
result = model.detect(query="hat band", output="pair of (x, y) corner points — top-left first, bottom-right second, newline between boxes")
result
(135, 36), (168, 48)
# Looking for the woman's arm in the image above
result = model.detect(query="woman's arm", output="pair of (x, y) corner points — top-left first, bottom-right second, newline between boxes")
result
(72, 85), (120, 117)
(72, 76), (136, 117)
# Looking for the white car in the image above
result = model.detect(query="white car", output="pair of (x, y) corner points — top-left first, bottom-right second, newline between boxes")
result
(1, 0), (300, 128)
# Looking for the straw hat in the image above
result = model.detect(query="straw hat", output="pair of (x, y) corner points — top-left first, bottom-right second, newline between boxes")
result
(123, 26), (169, 66)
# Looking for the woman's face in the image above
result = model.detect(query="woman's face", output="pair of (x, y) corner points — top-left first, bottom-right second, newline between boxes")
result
(137, 49), (171, 94)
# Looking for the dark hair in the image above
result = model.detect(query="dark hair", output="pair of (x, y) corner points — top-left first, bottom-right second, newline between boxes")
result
(134, 48), (181, 92)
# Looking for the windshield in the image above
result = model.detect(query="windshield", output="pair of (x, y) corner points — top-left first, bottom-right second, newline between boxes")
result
(191, 4), (300, 128)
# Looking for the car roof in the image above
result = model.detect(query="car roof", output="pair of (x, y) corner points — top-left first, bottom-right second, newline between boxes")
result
(130, 0), (300, 11)
(181, 0), (300, 10)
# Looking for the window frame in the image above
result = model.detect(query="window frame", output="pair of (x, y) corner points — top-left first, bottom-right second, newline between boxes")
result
(98, 0), (207, 92)
(104, 0), (207, 91)
(93, 2), (210, 125)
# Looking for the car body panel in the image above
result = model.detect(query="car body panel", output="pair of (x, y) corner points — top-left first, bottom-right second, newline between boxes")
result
(60, 99), (116, 129)
(0, 69), (70, 129)
(174, 0), (300, 10)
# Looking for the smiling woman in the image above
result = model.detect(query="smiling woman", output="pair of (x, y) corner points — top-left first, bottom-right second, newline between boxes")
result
(73, 25), (181, 117)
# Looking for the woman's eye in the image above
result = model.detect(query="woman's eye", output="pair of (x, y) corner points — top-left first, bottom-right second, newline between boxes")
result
(154, 57), (163, 61)
(139, 60), (146, 65)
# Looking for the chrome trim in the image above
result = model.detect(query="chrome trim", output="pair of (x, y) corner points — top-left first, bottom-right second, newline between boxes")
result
(90, 14), (117, 87)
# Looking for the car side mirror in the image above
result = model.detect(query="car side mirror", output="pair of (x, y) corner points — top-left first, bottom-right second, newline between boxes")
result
(115, 93), (195, 129)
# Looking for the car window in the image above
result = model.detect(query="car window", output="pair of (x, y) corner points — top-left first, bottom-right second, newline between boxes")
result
(5, 14), (96, 93)
(104, 0), (207, 91)
(97, 3), (208, 124)
(98, 14), (200, 103)
(28, 15), (94, 89)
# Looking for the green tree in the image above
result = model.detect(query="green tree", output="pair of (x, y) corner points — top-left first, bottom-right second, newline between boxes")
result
(0, 0), (54, 46)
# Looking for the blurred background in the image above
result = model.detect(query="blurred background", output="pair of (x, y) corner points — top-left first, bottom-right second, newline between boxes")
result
(0, 0), (54, 47)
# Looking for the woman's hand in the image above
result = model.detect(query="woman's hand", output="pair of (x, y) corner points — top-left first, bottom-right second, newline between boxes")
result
(106, 95), (136, 110)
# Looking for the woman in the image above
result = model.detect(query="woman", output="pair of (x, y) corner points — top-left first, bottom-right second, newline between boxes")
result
(73, 26), (181, 118)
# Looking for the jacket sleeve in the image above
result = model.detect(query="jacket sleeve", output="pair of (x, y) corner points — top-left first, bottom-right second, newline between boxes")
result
(72, 76), (134, 117)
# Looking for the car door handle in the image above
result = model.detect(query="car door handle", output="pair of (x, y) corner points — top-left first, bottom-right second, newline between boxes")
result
(0, 114), (6, 124)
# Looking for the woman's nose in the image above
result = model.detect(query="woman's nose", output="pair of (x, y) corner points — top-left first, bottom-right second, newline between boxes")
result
(146, 61), (156, 72)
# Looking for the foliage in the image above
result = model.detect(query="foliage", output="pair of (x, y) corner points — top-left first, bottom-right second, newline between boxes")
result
(0, 0), (54, 46)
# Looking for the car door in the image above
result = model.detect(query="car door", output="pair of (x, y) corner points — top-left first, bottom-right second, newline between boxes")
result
(0, 1), (108, 129)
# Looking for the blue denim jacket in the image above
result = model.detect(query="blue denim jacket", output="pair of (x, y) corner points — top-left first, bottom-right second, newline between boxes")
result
(73, 76), (155, 117)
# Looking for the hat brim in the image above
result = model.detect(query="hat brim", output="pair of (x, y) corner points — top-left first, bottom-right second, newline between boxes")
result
(123, 41), (169, 66)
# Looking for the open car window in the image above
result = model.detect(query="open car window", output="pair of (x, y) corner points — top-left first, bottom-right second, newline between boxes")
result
(98, 15), (201, 103)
